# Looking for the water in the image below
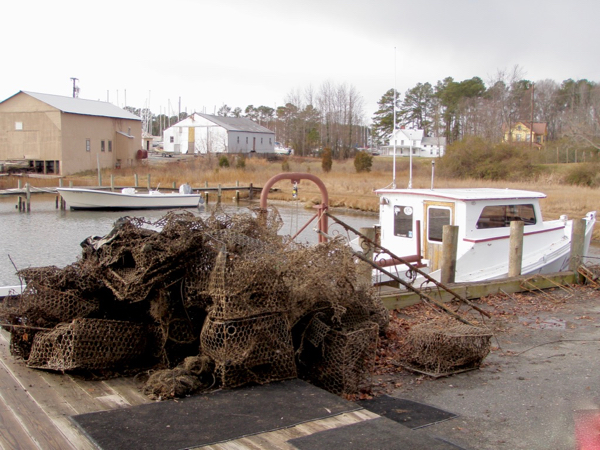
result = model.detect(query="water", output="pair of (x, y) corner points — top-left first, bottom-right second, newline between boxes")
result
(0, 195), (377, 286)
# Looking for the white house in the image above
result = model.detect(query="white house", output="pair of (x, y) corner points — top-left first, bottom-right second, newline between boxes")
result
(162, 113), (275, 154)
(382, 128), (446, 157)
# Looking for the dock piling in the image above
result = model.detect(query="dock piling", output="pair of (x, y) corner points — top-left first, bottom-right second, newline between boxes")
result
(25, 183), (31, 212)
(440, 225), (459, 284)
(508, 221), (524, 277)
(570, 218), (586, 272)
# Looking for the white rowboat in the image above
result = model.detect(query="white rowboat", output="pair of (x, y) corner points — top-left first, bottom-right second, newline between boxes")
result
(57, 186), (202, 210)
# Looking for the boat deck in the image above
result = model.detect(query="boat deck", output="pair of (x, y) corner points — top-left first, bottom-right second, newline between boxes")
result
(0, 330), (381, 450)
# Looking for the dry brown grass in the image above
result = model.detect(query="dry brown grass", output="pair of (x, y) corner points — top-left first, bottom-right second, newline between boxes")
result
(2, 154), (598, 239)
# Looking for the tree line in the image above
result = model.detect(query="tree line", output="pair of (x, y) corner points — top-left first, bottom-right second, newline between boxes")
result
(372, 67), (600, 151)
(127, 66), (599, 157)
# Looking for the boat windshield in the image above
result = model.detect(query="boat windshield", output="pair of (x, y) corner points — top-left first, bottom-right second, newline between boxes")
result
(476, 204), (537, 229)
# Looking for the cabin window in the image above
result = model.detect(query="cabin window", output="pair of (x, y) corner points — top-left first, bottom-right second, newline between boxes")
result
(101, 140), (105, 152)
(246, 137), (248, 144)
(393, 205), (413, 238)
(476, 204), (537, 229)
(170, 136), (174, 143)
(428, 207), (451, 242)
(237, 136), (240, 144)
(85, 139), (91, 152)
(269, 138), (272, 145)
(108, 140), (112, 152)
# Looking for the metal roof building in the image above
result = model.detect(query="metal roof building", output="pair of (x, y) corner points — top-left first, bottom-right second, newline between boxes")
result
(0, 91), (143, 175)
(163, 113), (275, 154)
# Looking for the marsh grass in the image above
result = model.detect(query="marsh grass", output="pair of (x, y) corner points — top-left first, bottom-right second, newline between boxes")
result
(2, 155), (598, 239)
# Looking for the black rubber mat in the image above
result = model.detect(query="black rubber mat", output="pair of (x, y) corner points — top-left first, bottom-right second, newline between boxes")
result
(357, 395), (457, 429)
(71, 379), (359, 450)
(288, 417), (465, 449)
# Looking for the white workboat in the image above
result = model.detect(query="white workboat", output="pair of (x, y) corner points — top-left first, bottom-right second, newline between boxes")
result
(57, 186), (202, 210)
(357, 188), (596, 285)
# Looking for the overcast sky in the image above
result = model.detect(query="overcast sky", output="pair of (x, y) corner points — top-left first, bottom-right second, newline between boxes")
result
(2, 0), (599, 122)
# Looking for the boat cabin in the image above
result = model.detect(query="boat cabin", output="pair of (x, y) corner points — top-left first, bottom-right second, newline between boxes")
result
(375, 188), (551, 276)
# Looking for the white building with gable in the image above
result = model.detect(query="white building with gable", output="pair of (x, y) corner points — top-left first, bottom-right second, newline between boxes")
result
(382, 128), (446, 157)
(163, 113), (275, 154)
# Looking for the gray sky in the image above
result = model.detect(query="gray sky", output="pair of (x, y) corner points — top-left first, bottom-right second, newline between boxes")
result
(2, 0), (598, 122)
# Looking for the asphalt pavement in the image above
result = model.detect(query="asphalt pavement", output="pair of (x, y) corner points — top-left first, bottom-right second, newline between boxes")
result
(386, 284), (600, 450)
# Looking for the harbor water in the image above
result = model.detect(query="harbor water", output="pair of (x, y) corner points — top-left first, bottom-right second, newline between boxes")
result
(0, 195), (377, 286)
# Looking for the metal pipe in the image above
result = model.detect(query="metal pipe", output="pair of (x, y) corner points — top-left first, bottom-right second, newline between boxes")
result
(260, 172), (329, 243)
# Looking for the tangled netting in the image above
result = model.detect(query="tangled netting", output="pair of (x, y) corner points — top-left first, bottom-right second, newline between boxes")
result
(1, 206), (389, 398)
(403, 318), (492, 376)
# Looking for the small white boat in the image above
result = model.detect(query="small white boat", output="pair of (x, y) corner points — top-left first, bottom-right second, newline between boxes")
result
(57, 185), (202, 210)
(355, 187), (596, 285)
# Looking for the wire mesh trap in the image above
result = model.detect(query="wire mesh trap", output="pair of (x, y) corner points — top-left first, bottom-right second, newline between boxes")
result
(26, 318), (147, 371)
(401, 318), (492, 377)
(1, 206), (389, 398)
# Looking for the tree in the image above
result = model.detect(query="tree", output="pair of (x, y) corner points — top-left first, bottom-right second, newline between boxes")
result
(435, 76), (486, 142)
(321, 147), (333, 172)
(398, 83), (435, 133)
(217, 104), (231, 117)
(354, 150), (373, 173)
(371, 89), (399, 145)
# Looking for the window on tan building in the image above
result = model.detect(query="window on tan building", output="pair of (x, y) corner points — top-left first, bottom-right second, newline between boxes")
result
(86, 139), (91, 152)
(101, 140), (105, 152)
(108, 141), (112, 152)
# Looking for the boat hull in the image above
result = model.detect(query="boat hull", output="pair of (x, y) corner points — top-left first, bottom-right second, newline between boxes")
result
(57, 188), (201, 210)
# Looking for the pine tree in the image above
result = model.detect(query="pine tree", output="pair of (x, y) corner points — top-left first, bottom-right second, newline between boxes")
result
(371, 89), (399, 145)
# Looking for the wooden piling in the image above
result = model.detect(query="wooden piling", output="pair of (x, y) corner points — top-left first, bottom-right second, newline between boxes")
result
(249, 183), (254, 200)
(25, 183), (31, 212)
(235, 180), (240, 204)
(147, 174), (151, 191)
(172, 181), (176, 190)
(217, 184), (222, 204)
(134, 174), (139, 188)
(508, 220), (524, 277)
(570, 218), (586, 272)
(440, 225), (459, 284)
(204, 192), (209, 204)
(110, 175), (115, 192)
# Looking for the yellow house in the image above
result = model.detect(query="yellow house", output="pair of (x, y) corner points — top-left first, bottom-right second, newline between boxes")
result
(504, 121), (548, 147)
(0, 91), (143, 175)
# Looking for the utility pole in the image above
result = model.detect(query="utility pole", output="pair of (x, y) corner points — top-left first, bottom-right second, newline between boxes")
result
(530, 82), (534, 149)
(70, 78), (79, 98)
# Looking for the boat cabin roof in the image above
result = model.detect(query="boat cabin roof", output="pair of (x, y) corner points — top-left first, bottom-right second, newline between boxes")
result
(374, 188), (546, 202)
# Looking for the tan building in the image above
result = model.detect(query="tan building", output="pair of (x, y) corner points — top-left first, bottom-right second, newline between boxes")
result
(0, 91), (143, 175)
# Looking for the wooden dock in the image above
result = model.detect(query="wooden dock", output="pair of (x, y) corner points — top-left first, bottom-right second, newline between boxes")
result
(0, 329), (384, 450)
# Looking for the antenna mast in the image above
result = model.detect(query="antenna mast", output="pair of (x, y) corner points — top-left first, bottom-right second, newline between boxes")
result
(70, 78), (79, 98)
(392, 48), (397, 189)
